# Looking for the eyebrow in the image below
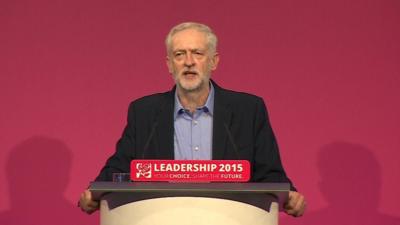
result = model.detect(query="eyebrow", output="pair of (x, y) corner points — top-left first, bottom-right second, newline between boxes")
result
(173, 48), (205, 53)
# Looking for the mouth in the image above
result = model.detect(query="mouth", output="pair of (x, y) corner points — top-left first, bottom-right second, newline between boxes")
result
(181, 71), (199, 80)
(183, 70), (198, 76)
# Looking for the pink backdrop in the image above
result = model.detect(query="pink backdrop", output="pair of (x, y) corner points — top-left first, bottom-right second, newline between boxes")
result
(1, 0), (399, 224)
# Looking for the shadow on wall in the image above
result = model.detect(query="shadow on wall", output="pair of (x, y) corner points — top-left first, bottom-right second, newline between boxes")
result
(283, 141), (400, 225)
(0, 136), (94, 225)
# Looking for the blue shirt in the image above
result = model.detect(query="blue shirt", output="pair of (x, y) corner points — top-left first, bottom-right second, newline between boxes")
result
(174, 84), (214, 160)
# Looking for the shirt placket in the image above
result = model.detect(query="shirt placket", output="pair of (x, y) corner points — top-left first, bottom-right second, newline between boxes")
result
(191, 110), (202, 160)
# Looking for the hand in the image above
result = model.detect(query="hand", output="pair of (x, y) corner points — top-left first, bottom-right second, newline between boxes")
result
(284, 191), (306, 217)
(78, 190), (99, 214)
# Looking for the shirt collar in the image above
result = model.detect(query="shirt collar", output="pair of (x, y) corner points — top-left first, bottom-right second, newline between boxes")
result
(174, 82), (215, 119)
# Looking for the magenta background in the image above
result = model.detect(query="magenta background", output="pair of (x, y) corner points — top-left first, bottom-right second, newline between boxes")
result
(1, 0), (399, 224)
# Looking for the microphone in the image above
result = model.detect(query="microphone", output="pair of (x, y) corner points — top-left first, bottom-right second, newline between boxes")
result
(223, 122), (241, 160)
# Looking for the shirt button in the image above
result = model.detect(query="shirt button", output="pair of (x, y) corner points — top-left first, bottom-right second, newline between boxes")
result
(194, 146), (199, 151)
(193, 120), (198, 125)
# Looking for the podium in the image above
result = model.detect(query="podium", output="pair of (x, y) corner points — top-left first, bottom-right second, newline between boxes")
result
(90, 182), (289, 225)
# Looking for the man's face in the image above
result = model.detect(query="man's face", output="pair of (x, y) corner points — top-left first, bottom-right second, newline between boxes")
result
(167, 29), (219, 93)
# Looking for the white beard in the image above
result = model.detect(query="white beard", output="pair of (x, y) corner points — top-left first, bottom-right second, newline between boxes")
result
(176, 76), (203, 92)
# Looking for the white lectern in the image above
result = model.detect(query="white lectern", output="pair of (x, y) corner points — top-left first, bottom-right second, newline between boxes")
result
(90, 182), (289, 225)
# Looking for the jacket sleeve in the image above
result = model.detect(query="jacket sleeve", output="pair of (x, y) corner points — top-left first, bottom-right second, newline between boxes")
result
(94, 102), (136, 181)
(252, 97), (297, 191)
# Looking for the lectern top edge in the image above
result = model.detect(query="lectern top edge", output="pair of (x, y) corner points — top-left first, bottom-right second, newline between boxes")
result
(89, 181), (290, 193)
(89, 181), (290, 211)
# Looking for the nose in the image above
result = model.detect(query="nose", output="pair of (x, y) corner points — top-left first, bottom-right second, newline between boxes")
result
(184, 53), (195, 67)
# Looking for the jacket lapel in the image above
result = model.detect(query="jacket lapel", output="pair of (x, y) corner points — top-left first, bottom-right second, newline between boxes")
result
(154, 90), (175, 159)
(212, 82), (232, 159)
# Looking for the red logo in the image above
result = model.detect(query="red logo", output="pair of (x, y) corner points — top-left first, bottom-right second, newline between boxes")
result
(135, 163), (152, 178)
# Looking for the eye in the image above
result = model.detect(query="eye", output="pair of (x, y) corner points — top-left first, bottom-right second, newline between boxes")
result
(174, 51), (186, 57)
(173, 52), (185, 60)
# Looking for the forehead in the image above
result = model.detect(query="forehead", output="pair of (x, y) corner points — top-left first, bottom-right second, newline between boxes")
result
(171, 29), (208, 51)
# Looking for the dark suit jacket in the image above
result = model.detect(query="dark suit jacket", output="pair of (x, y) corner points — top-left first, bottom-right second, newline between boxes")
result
(95, 81), (295, 189)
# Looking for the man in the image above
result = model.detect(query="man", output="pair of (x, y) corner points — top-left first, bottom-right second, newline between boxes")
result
(79, 22), (306, 217)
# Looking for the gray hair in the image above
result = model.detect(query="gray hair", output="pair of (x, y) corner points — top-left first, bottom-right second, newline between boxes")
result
(165, 22), (218, 55)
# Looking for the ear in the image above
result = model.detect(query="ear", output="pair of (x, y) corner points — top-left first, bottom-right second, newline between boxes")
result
(166, 56), (173, 74)
(210, 53), (220, 71)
